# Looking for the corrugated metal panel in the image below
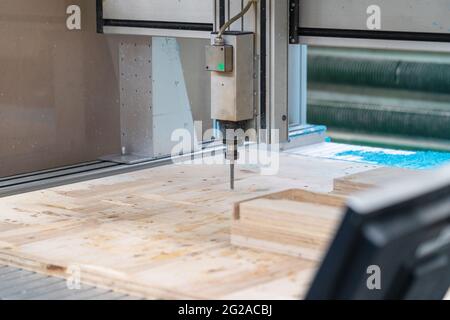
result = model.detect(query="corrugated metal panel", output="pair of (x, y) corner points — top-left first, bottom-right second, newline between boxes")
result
(0, 265), (138, 300)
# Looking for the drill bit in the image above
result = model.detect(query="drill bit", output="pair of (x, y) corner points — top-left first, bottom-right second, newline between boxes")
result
(230, 162), (235, 190)
(223, 126), (239, 190)
(225, 136), (237, 190)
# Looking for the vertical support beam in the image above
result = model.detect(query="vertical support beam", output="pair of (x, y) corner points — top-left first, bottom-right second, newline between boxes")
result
(259, 0), (267, 130)
(299, 44), (308, 125)
(288, 44), (308, 126)
(118, 39), (154, 160)
(288, 0), (300, 44)
(269, 0), (289, 143)
(219, 0), (226, 28)
(288, 44), (300, 126)
(96, 0), (104, 34)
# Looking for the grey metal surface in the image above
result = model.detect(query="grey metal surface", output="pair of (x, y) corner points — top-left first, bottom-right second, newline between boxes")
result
(0, 161), (118, 189)
(205, 44), (234, 73)
(101, 0), (258, 38)
(0, 265), (135, 300)
(119, 39), (154, 160)
(270, 0), (290, 144)
(0, 156), (173, 198)
(102, 26), (212, 39)
(298, 0), (450, 51)
(0, 0), (122, 177)
(0, 161), (101, 183)
(210, 34), (255, 122)
(299, 0), (450, 34)
(299, 36), (450, 52)
(102, 0), (213, 24)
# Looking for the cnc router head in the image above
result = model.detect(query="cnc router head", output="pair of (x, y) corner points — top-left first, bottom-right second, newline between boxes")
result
(205, 0), (258, 190)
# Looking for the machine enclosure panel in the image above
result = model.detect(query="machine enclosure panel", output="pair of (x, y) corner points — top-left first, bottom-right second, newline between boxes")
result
(102, 0), (213, 24)
(210, 34), (255, 122)
(299, 0), (450, 35)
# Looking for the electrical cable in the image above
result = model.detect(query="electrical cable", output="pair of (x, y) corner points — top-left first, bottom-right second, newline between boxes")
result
(216, 0), (258, 40)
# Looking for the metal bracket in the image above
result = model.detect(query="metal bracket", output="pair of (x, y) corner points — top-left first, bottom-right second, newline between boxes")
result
(289, 0), (300, 44)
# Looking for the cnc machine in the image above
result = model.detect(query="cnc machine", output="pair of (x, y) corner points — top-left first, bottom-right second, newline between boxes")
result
(1, 0), (450, 301)
(95, 0), (450, 189)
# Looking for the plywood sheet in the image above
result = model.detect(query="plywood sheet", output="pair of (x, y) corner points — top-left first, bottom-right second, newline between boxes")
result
(232, 189), (346, 261)
(333, 167), (419, 195)
(0, 153), (377, 299)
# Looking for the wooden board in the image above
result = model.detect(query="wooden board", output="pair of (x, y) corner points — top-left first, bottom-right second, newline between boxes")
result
(333, 167), (419, 195)
(0, 152), (388, 299)
(232, 189), (346, 261)
(233, 187), (450, 300)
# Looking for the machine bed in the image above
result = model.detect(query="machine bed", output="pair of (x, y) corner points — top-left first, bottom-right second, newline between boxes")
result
(0, 148), (378, 299)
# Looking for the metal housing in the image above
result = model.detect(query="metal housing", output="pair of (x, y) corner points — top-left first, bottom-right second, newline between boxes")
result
(210, 33), (255, 122)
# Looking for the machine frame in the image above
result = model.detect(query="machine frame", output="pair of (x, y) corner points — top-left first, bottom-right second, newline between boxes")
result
(2, 1), (450, 196)
(96, 0), (450, 158)
(96, 0), (215, 38)
(96, 0), (309, 150)
(291, 0), (450, 52)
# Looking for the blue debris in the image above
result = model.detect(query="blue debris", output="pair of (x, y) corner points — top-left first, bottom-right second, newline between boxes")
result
(335, 150), (450, 170)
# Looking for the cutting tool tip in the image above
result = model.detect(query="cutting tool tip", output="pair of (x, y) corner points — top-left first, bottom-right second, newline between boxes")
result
(230, 163), (235, 190)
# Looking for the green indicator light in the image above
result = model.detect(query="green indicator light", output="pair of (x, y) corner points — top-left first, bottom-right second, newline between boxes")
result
(218, 63), (225, 71)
